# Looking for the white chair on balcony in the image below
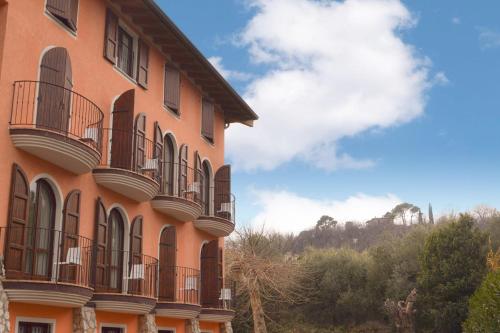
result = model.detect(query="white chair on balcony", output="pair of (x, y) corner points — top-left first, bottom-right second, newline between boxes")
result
(184, 276), (198, 290)
(218, 202), (232, 214)
(141, 158), (159, 172)
(126, 264), (145, 280)
(184, 182), (200, 195)
(219, 288), (232, 309)
(53, 247), (81, 279)
(82, 127), (99, 144)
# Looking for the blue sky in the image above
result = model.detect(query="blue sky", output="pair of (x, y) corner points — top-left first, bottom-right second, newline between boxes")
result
(157, 0), (500, 233)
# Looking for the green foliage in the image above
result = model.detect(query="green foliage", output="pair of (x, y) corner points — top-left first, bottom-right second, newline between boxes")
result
(417, 214), (488, 333)
(463, 271), (500, 333)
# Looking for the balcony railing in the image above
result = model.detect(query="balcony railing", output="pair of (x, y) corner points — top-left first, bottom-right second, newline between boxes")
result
(203, 190), (236, 224)
(159, 162), (204, 206)
(98, 128), (160, 183)
(159, 266), (200, 305)
(93, 249), (158, 299)
(0, 226), (93, 288)
(10, 80), (104, 151)
(218, 280), (236, 310)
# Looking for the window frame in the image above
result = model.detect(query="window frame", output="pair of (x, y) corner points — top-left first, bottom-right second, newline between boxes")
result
(201, 97), (215, 145)
(113, 19), (139, 83)
(163, 64), (181, 116)
(44, 0), (79, 35)
(100, 323), (127, 333)
(16, 317), (56, 333)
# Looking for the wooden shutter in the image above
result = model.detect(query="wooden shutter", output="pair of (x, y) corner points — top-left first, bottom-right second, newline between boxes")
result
(5, 164), (30, 277)
(159, 226), (176, 301)
(154, 121), (163, 181)
(137, 39), (149, 88)
(194, 151), (203, 203)
(202, 99), (214, 142)
(129, 216), (143, 294)
(104, 9), (118, 63)
(214, 165), (231, 219)
(46, 0), (78, 31)
(201, 240), (220, 308)
(60, 190), (81, 283)
(37, 47), (72, 133)
(164, 65), (180, 112)
(134, 113), (146, 172)
(93, 197), (108, 290)
(178, 144), (188, 195)
(111, 90), (134, 169)
(163, 136), (175, 195)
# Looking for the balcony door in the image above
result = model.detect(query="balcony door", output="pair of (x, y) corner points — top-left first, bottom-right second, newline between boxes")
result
(162, 135), (175, 195)
(107, 209), (124, 293)
(159, 226), (176, 301)
(37, 47), (72, 133)
(111, 89), (134, 170)
(200, 240), (220, 308)
(202, 161), (211, 215)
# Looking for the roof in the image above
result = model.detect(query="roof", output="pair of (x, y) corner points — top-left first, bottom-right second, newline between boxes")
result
(111, 0), (258, 126)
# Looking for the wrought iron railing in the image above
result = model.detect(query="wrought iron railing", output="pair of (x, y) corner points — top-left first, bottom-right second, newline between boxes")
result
(0, 226), (93, 288)
(98, 128), (161, 183)
(158, 266), (200, 305)
(158, 162), (204, 206)
(202, 189), (236, 224)
(10, 81), (104, 152)
(93, 249), (158, 298)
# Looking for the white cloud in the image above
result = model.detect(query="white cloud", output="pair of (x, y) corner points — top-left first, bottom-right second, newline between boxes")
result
(478, 27), (500, 49)
(452, 17), (461, 25)
(432, 71), (449, 86)
(208, 56), (253, 81)
(224, 0), (436, 171)
(249, 189), (401, 234)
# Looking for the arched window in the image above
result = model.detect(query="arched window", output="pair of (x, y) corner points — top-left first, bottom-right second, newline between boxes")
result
(108, 208), (124, 292)
(37, 47), (72, 133)
(202, 161), (212, 215)
(159, 226), (176, 301)
(111, 89), (134, 170)
(163, 135), (175, 195)
(200, 240), (220, 308)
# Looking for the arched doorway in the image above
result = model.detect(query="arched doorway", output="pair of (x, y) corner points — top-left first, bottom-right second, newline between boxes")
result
(37, 47), (72, 133)
(163, 135), (175, 195)
(202, 161), (211, 215)
(159, 226), (176, 301)
(110, 89), (134, 169)
(108, 208), (124, 292)
(200, 240), (221, 308)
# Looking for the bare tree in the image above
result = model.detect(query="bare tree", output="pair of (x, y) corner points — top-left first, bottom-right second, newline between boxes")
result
(225, 228), (309, 333)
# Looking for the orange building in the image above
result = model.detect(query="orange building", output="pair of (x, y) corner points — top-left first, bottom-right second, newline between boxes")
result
(0, 1), (257, 332)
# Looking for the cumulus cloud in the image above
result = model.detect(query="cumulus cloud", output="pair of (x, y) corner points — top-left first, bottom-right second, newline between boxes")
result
(208, 56), (253, 81)
(224, 0), (435, 171)
(249, 189), (401, 234)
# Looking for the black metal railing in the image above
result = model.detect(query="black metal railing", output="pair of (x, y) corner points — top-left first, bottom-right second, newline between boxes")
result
(158, 162), (204, 206)
(99, 128), (161, 183)
(0, 226), (93, 288)
(202, 189), (236, 224)
(159, 266), (200, 305)
(93, 249), (158, 298)
(10, 81), (104, 152)
(218, 279), (236, 310)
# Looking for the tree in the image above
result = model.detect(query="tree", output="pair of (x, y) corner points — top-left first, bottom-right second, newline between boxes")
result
(428, 204), (434, 224)
(417, 214), (488, 332)
(226, 228), (308, 333)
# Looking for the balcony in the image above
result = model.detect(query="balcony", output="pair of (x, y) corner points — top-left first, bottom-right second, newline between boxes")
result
(194, 191), (236, 237)
(151, 163), (203, 222)
(199, 281), (235, 323)
(155, 266), (201, 319)
(9, 81), (104, 174)
(0, 226), (94, 307)
(92, 128), (160, 202)
(91, 251), (158, 314)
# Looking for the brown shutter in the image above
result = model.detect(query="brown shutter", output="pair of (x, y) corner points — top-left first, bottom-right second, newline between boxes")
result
(154, 121), (163, 182)
(129, 216), (143, 295)
(137, 39), (149, 88)
(164, 65), (180, 112)
(46, 0), (78, 31)
(159, 226), (176, 301)
(37, 47), (72, 133)
(5, 164), (30, 277)
(202, 99), (214, 142)
(201, 240), (220, 308)
(93, 197), (108, 290)
(194, 151), (203, 204)
(111, 90), (134, 169)
(214, 165), (231, 219)
(134, 113), (146, 171)
(178, 144), (188, 194)
(104, 9), (118, 64)
(60, 190), (80, 283)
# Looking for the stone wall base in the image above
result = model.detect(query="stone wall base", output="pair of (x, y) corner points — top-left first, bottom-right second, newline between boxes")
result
(139, 314), (158, 333)
(73, 306), (97, 333)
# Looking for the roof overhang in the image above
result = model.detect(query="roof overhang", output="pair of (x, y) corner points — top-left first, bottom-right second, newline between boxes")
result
(109, 0), (258, 125)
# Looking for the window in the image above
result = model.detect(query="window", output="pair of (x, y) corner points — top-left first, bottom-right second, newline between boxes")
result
(19, 321), (52, 333)
(46, 0), (78, 32)
(201, 99), (214, 143)
(164, 65), (180, 114)
(159, 331), (175, 333)
(102, 327), (123, 333)
(117, 27), (134, 77)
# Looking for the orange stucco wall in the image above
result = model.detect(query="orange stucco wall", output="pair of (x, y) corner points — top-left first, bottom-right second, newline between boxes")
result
(9, 303), (73, 333)
(0, 1), (228, 332)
